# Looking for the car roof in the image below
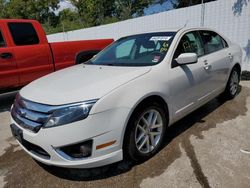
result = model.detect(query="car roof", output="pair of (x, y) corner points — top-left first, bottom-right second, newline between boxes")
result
(122, 27), (217, 37)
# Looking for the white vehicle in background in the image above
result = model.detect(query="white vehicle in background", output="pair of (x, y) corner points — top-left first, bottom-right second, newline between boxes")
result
(10, 28), (242, 168)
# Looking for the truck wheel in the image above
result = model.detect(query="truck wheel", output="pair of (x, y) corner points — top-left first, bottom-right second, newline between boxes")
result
(222, 67), (240, 100)
(124, 101), (167, 162)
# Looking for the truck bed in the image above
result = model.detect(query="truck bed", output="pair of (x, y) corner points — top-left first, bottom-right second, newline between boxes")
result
(49, 39), (113, 70)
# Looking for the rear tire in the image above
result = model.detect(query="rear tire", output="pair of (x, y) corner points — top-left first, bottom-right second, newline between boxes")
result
(123, 101), (167, 162)
(221, 67), (240, 100)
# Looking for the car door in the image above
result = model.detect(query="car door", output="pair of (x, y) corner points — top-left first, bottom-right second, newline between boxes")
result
(7, 22), (54, 86)
(0, 25), (18, 91)
(169, 31), (214, 120)
(199, 30), (231, 93)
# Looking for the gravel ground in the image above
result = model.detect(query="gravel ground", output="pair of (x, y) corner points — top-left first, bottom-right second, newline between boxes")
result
(0, 82), (250, 188)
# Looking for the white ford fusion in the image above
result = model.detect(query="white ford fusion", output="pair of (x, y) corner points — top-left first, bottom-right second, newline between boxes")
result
(10, 28), (242, 168)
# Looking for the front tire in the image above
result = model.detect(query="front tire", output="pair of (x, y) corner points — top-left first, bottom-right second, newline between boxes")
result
(124, 101), (167, 162)
(222, 67), (240, 100)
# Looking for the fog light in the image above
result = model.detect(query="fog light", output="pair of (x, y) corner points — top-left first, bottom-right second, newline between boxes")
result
(59, 140), (93, 159)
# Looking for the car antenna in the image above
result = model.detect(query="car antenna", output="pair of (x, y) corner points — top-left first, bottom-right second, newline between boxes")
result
(184, 20), (189, 27)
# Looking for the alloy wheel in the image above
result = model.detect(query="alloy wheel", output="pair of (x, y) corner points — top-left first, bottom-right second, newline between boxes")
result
(230, 70), (239, 96)
(135, 109), (163, 154)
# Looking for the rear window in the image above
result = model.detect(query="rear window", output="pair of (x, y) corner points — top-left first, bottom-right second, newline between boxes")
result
(8, 23), (39, 46)
(0, 30), (6, 47)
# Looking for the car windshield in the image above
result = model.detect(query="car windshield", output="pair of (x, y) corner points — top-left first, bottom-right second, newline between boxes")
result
(85, 32), (176, 66)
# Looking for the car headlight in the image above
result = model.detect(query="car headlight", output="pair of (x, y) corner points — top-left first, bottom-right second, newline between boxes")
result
(44, 100), (98, 128)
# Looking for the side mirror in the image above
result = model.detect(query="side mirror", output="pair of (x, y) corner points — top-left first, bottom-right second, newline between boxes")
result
(175, 53), (198, 65)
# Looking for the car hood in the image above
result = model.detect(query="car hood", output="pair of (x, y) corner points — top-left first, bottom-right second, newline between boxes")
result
(20, 64), (151, 105)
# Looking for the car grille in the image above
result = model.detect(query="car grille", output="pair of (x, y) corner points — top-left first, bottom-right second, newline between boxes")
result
(11, 94), (53, 133)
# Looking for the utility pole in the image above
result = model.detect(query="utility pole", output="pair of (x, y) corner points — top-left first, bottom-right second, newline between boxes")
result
(61, 13), (66, 41)
(201, 0), (205, 27)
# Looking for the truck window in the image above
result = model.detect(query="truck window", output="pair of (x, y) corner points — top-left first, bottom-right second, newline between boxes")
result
(8, 23), (39, 46)
(0, 30), (6, 47)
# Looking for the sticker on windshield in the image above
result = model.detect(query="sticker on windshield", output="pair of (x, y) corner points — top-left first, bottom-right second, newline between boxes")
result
(150, 36), (172, 41)
(160, 42), (169, 52)
(152, 56), (161, 63)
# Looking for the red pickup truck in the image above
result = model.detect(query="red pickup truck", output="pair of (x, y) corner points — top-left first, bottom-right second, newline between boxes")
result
(0, 19), (113, 93)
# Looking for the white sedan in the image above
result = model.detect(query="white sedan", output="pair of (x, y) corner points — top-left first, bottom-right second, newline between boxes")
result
(10, 28), (242, 168)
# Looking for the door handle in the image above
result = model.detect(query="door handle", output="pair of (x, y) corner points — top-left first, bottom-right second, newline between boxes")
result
(0, 52), (13, 59)
(204, 62), (212, 71)
(228, 53), (233, 60)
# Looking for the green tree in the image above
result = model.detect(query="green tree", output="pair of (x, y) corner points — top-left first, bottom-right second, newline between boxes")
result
(70, 0), (116, 27)
(59, 9), (83, 32)
(114, 0), (154, 20)
(1, 0), (59, 24)
(70, 0), (154, 25)
(0, 0), (61, 34)
(0, 0), (7, 18)
(0, 0), (168, 34)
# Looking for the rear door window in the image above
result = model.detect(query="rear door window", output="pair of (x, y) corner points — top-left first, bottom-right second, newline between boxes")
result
(0, 30), (6, 47)
(199, 31), (225, 54)
(8, 22), (39, 46)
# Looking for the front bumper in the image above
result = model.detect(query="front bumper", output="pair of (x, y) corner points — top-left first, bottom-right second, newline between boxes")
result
(10, 108), (130, 168)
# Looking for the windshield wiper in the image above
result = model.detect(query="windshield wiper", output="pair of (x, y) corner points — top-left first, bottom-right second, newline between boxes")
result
(83, 60), (93, 65)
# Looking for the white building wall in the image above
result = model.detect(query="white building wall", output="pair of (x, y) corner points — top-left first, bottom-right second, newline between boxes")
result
(47, 0), (250, 70)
